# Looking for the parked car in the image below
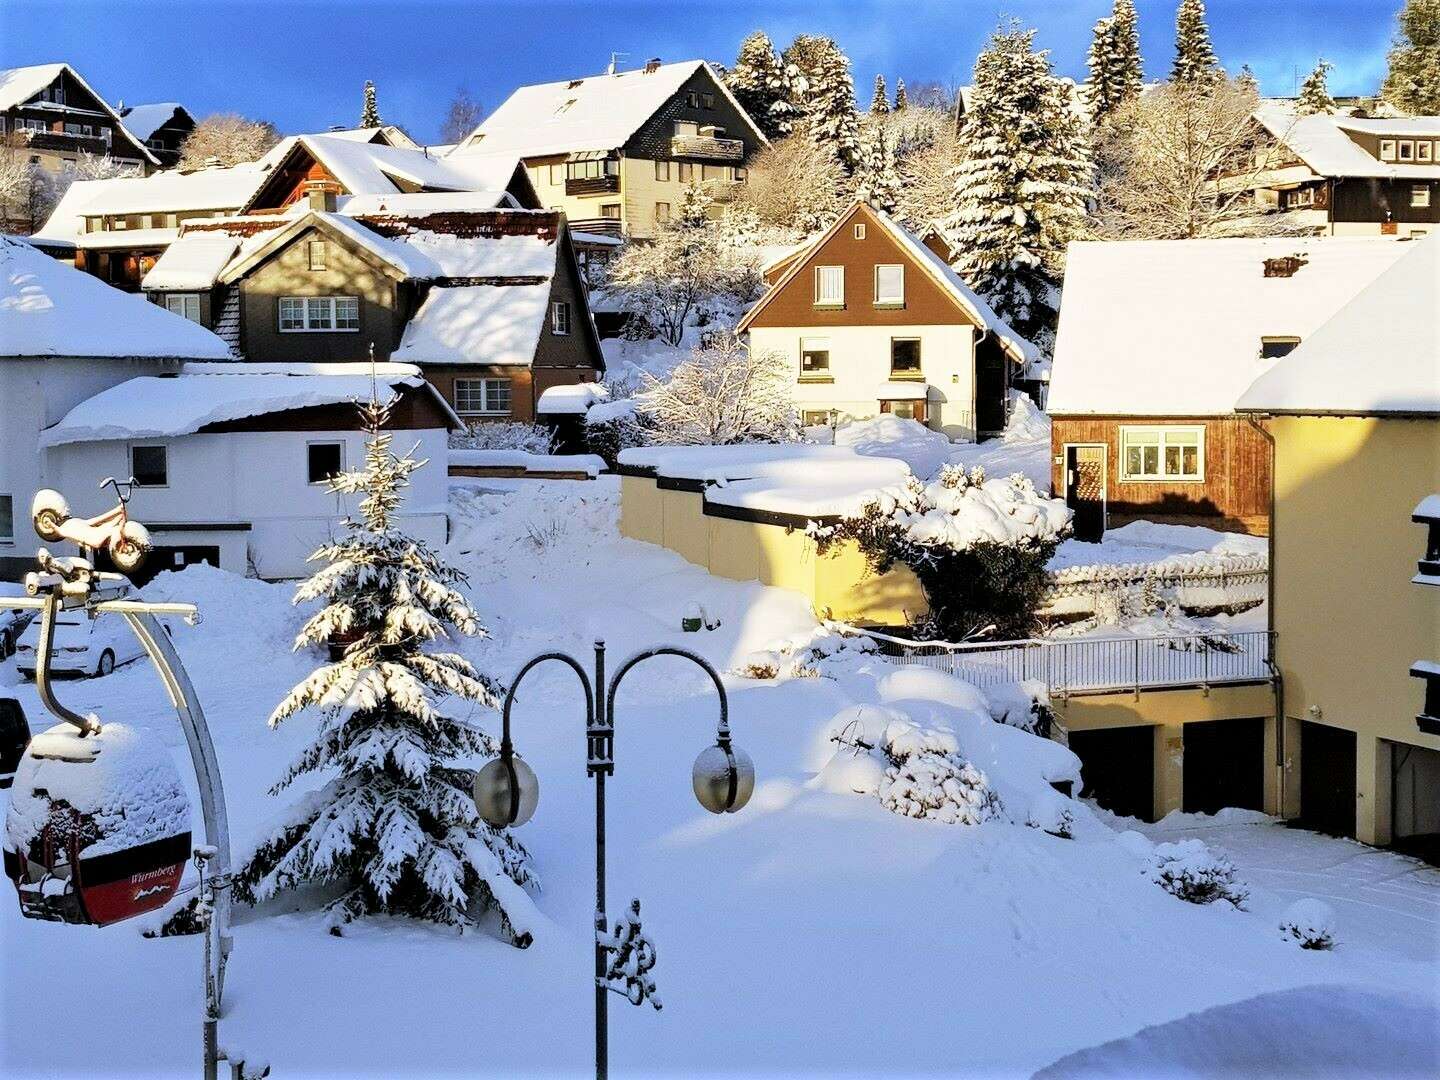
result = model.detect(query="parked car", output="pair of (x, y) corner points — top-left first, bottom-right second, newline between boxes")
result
(1, 585), (36, 659)
(14, 602), (147, 679)
(0, 698), (30, 789)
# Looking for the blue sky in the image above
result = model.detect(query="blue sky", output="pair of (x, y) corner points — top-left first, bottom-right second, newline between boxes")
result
(1, 1), (1403, 144)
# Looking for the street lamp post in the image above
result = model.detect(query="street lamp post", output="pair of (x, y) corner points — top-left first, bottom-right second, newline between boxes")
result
(473, 639), (754, 1080)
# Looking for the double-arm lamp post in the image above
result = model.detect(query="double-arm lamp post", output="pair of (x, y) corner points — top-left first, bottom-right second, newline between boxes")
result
(472, 640), (754, 1080)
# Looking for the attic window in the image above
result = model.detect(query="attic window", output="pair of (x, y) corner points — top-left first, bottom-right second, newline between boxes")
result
(853, 224), (866, 240)
(1263, 255), (1308, 278)
(1380, 140), (1397, 161)
(307, 240), (327, 270)
(1398, 140), (1415, 162)
(1260, 336), (1301, 359)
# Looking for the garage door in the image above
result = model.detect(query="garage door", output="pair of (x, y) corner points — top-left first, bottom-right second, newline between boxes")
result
(1300, 720), (1356, 838)
(1069, 725), (1155, 822)
(1183, 717), (1265, 815)
(1390, 741), (1440, 866)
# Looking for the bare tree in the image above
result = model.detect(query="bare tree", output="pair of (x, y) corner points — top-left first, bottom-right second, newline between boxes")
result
(890, 109), (964, 229)
(178, 113), (281, 170)
(736, 134), (849, 235)
(0, 136), (56, 234)
(636, 334), (799, 445)
(1094, 78), (1295, 239)
(439, 87), (483, 145)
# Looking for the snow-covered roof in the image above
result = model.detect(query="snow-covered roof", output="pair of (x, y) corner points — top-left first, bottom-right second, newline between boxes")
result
(142, 233), (240, 290)
(536, 383), (607, 414)
(0, 63), (157, 165)
(1237, 237), (1438, 416)
(243, 135), (481, 211)
(455, 59), (762, 159)
(390, 283), (552, 367)
(40, 361), (459, 446)
(119, 102), (186, 142)
(1255, 104), (1440, 180)
(738, 202), (1038, 365)
(339, 190), (519, 216)
(0, 237), (231, 360)
(438, 150), (528, 191)
(1049, 237), (1415, 416)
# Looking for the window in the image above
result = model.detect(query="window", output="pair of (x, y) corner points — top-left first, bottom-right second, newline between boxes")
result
(1412, 184), (1432, 209)
(307, 442), (344, 485)
(1419, 141), (1435, 163)
(874, 264), (905, 305)
(853, 223), (866, 240)
(1380, 140), (1397, 162)
(701, 163), (727, 182)
(0, 495), (12, 543)
(1398, 140), (1415, 162)
(655, 160), (670, 181)
(1260, 336), (1301, 359)
(307, 240), (327, 270)
(552, 300), (572, 335)
(814, 265), (844, 306)
(1284, 187), (1315, 209)
(800, 337), (830, 378)
(165, 293), (201, 323)
(549, 163), (564, 185)
(454, 378), (511, 416)
(701, 93), (715, 108)
(890, 338), (922, 376)
(888, 400), (921, 421)
(278, 295), (359, 331)
(677, 162), (693, 182)
(1120, 427), (1204, 482)
(131, 445), (168, 487)
(802, 410), (833, 427)
(675, 120), (700, 138)
(565, 158), (619, 180)
(600, 203), (621, 220)
(685, 91), (699, 108)
(655, 201), (671, 223)
(734, 167), (747, 183)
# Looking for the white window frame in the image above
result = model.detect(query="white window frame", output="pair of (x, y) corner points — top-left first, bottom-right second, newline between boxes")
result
(853, 223), (866, 240)
(1119, 425), (1205, 483)
(654, 160), (670, 181)
(814, 265), (844, 307)
(165, 293), (202, 322)
(0, 493), (14, 543)
(307, 240), (327, 270)
(654, 201), (671, 223)
(890, 337), (923, 377)
(552, 300), (571, 335)
(1419, 141), (1434, 163)
(874, 264), (905, 306)
(799, 336), (831, 379)
(306, 440), (345, 486)
(454, 377), (512, 416)
(1398, 140), (1415, 162)
(277, 295), (360, 332)
(130, 443), (169, 488)
(1380, 139), (1397, 162)
(1412, 184), (1431, 209)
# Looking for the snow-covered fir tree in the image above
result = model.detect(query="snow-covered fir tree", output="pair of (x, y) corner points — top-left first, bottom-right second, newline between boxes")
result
(1297, 59), (1337, 114)
(871, 74), (889, 115)
(1171, 0), (1222, 85)
(942, 24), (1092, 352)
(894, 77), (908, 112)
(1236, 63), (1260, 95)
(726, 31), (797, 139)
(1086, 0), (1143, 122)
(854, 124), (900, 215)
(360, 80), (383, 127)
(1383, 0), (1440, 114)
(234, 400), (534, 939)
(784, 34), (862, 172)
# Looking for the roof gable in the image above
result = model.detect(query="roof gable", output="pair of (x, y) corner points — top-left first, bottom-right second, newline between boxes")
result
(0, 63), (157, 165)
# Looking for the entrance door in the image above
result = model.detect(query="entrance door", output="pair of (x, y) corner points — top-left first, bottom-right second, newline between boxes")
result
(1069, 725), (1155, 822)
(1183, 717), (1265, 814)
(1065, 445), (1106, 542)
(975, 345), (1008, 435)
(1300, 720), (1356, 838)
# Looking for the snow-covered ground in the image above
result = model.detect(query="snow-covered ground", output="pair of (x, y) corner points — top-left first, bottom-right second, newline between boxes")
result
(2, 478), (1435, 1079)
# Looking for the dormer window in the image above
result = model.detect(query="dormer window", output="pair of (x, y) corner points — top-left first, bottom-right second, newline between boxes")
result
(1260, 336), (1301, 359)
(1380, 139), (1397, 162)
(1419, 142), (1434, 163)
(1398, 140), (1415, 162)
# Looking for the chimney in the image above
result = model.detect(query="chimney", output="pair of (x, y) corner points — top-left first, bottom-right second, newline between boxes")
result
(304, 179), (341, 213)
(643, 57), (662, 74)
(1263, 254), (1308, 278)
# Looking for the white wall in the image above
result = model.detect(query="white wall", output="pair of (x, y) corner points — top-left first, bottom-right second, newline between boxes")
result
(749, 323), (979, 440)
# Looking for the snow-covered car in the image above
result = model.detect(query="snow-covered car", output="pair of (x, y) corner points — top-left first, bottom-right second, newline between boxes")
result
(0, 604), (36, 660)
(13, 607), (147, 678)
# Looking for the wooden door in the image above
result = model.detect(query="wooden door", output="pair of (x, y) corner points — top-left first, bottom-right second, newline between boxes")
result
(975, 345), (1007, 435)
(1065, 445), (1106, 542)
(1300, 721), (1356, 838)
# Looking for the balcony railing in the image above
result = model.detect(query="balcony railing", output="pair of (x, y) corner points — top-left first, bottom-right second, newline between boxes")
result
(670, 135), (744, 162)
(18, 129), (112, 155)
(569, 217), (624, 239)
(565, 175), (620, 196)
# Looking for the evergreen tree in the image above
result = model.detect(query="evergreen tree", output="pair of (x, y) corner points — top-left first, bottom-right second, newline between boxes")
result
(1236, 63), (1260, 95)
(360, 80), (383, 128)
(1086, 16), (1121, 119)
(942, 24), (1092, 352)
(854, 125), (901, 214)
(235, 400), (535, 938)
(1297, 59), (1337, 114)
(1171, 0), (1223, 85)
(1087, 0), (1144, 121)
(783, 34), (862, 172)
(894, 78), (909, 112)
(871, 74), (890, 115)
(726, 31), (798, 139)
(1383, 0), (1440, 114)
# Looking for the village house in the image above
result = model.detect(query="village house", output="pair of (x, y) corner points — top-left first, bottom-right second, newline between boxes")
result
(0, 63), (156, 177)
(737, 201), (1037, 441)
(117, 102), (195, 168)
(450, 58), (767, 240)
(1047, 236), (1415, 540)
(1246, 104), (1440, 238)
(1236, 235), (1440, 857)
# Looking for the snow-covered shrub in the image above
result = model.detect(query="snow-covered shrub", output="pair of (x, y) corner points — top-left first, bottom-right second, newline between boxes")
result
(1278, 899), (1337, 950)
(1027, 791), (1075, 838)
(636, 333), (800, 446)
(812, 465), (1071, 640)
(987, 679), (1053, 737)
(1148, 839), (1249, 908)
(734, 651), (782, 680)
(450, 420), (556, 454)
(830, 717), (1003, 825)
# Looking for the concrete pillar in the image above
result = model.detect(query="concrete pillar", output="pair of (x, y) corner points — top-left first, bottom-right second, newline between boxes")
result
(1281, 715), (1303, 820)
(1154, 723), (1185, 820)
(1263, 715), (1280, 816)
(1363, 738), (1394, 847)
(1355, 734), (1382, 846)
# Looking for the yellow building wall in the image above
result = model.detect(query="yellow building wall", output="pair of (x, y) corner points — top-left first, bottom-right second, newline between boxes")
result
(619, 474), (663, 545)
(1269, 415), (1440, 845)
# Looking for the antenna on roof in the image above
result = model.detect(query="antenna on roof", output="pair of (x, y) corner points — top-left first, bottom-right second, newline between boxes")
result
(607, 51), (629, 76)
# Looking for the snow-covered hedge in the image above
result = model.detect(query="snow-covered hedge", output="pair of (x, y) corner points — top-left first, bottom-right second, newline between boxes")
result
(450, 420), (556, 454)
(1278, 898), (1337, 950)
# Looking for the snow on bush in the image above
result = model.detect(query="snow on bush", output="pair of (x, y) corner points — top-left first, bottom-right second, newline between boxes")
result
(985, 679), (1054, 736)
(1278, 898), (1337, 950)
(1147, 839), (1250, 908)
(732, 627), (878, 681)
(635, 333), (800, 446)
(450, 420), (556, 454)
(813, 465), (1071, 640)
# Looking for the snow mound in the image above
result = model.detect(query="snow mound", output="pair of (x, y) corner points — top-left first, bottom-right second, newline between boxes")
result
(833, 415), (952, 479)
(1279, 898), (1338, 950)
(1002, 390), (1050, 444)
(877, 667), (989, 714)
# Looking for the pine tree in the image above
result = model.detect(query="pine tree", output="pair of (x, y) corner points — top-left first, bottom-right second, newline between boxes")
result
(1086, 16), (1121, 120)
(726, 31), (798, 139)
(1086, 0), (1144, 122)
(360, 80), (383, 128)
(1383, 0), (1440, 114)
(942, 23), (1092, 352)
(854, 125), (901, 214)
(894, 78), (909, 112)
(1297, 59), (1337, 114)
(1171, 0), (1222, 85)
(1236, 63), (1260, 95)
(783, 35), (862, 172)
(871, 74), (890, 115)
(234, 400), (535, 938)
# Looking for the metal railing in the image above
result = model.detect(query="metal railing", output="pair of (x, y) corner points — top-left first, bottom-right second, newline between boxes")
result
(832, 624), (1276, 696)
